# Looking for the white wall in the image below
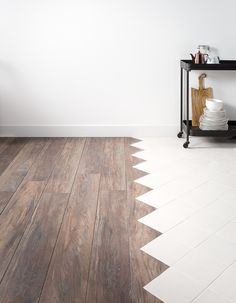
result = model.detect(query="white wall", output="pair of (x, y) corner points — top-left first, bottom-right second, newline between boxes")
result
(0, 0), (236, 136)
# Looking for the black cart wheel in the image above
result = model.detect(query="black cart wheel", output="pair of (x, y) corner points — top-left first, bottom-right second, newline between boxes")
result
(177, 132), (183, 138)
(183, 141), (189, 148)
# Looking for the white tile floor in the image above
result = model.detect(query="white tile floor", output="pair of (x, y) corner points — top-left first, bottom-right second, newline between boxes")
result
(132, 137), (236, 303)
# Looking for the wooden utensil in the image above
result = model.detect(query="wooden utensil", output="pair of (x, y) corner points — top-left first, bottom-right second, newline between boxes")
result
(191, 73), (213, 126)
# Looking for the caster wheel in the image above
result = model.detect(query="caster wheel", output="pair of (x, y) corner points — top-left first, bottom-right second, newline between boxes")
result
(177, 132), (183, 138)
(183, 142), (189, 148)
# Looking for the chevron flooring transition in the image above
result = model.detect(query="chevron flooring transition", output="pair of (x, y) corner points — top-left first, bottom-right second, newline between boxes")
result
(132, 137), (236, 303)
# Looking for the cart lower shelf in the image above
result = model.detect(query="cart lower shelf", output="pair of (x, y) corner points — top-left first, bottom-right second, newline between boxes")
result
(182, 120), (236, 137)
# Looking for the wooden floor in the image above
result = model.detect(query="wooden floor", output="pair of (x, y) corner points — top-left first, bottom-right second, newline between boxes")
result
(0, 138), (167, 303)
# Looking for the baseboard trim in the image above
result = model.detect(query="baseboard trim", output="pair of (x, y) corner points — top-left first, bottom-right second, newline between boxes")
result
(0, 125), (178, 137)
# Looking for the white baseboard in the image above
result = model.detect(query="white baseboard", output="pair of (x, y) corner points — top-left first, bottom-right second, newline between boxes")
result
(0, 125), (178, 137)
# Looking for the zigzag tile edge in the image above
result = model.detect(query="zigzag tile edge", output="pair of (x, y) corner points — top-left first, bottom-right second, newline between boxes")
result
(131, 137), (236, 303)
(131, 140), (169, 303)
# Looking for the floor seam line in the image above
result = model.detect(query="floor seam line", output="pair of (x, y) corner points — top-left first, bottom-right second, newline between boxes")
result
(37, 137), (87, 303)
(0, 138), (68, 288)
(84, 138), (105, 303)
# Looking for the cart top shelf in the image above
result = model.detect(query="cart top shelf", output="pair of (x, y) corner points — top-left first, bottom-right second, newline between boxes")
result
(181, 60), (236, 71)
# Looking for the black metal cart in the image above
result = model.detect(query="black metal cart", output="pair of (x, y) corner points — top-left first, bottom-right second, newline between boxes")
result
(178, 60), (236, 148)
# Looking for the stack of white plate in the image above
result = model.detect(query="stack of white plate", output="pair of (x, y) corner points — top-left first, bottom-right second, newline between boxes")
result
(199, 99), (228, 131)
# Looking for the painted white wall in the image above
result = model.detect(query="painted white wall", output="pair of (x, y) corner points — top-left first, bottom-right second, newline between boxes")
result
(0, 0), (236, 136)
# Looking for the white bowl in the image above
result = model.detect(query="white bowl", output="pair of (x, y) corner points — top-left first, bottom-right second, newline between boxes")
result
(206, 98), (224, 111)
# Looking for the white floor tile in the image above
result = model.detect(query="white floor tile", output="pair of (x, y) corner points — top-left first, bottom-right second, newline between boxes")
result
(139, 188), (232, 233)
(157, 174), (210, 198)
(183, 208), (233, 234)
(132, 151), (147, 160)
(134, 137), (236, 302)
(154, 178), (192, 196)
(136, 188), (177, 208)
(144, 267), (206, 303)
(130, 141), (145, 149)
(213, 171), (236, 189)
(141, 234), (190, 266)
(134, 158), (201, 175)
(186, 181), (230, 209)
(216, 221), (236, 244)
(138, 205), (190, 233)
(205, 198), (236, 220)
(133, 162), (156, 173)
(195, 236), (236, 267)
(135, 172), (177, 188)
(219, 188), (236, 206)
(166, 222), (211, 249)
(174, 237), (236, 286)
(207, 159), (236, 174)
(209, 262), (236, 302)
(138, 209), (174, 232)
(192, 290), (233, 303)
(137, 179), (229, 210)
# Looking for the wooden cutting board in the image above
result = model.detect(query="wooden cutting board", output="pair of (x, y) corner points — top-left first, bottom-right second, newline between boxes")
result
(191, 73), (213, 127)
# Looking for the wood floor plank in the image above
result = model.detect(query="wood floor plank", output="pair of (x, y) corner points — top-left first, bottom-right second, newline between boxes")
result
(0, 138), (13, 155)
(129, 145), (147, 167)
(0, 138), (28, 175)
(100, 138), (126, 190)
(0, 193), (69, 303)
(0, 138), (69, 289)
(0, 192), (13, 214)
(45, 138), (86, 193)
(39, 174), (100, 303)
(0, 138), (45, 192)
(125, 138), (167, 303)
(0, 137), (164, 303)
(0, 181), (45, 282)
(86, 190), (131, 303)
(79, 138), (105, 174)
(25, 138), (67, 181)
(129, 138), (142, 145)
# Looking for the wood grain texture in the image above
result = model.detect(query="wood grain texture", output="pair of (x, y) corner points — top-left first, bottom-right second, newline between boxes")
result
(45, 138), (86, 193)
(0, 138), (13, 155)
(79, 138), (105, 174)
(86, 190), (131, 303)
(0, 192), (13, 215)
(0, 138), (28, 175)
(0, 138), (45, 192)
(0, 181), (45, 281)
(191, 87), (213, 127)
(0, 138), (164, 303)
(25, 138), (67, 181)
(0, 138), (67, 284)
(40, 174), (100, 303)
(40, 138), (104, 303)
(0, 139), (66, 282)
(0, 193), (69, 303)
(100, 138), (126, 190)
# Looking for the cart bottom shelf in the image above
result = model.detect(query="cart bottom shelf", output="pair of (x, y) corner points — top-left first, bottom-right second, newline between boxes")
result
(182, 120), (236, 137)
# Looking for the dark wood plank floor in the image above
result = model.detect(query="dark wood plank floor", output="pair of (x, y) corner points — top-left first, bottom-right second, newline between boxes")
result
(0, 138), (167, 303)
